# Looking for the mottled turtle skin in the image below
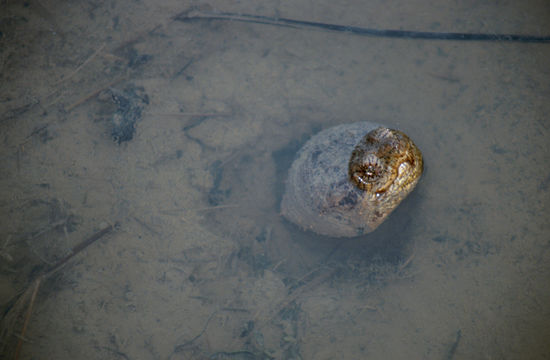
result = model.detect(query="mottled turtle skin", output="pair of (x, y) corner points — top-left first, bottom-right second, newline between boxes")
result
(281, 122), (423, 237)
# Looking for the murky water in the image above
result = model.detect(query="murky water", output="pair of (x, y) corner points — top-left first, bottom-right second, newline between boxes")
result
(1, 1), (549, 359)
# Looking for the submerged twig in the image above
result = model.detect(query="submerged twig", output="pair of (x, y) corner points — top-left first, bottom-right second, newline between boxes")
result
(54, 43), (106, 86)
(44, 222), (116, 277)
(12, 278), (41, 360)
(159, 204), (239, 216)
(65, 77), (126, 112)
(176, 8), (550, 44)
(398, 251), (415, 272)
(195, 205), (239, 212)
(150, 112), (232, 118)
(1, 223), (117, 359)
(174, 310), (218, 352)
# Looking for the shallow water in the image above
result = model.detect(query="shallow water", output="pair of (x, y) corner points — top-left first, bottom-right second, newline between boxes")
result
(1, 0), (549, 359)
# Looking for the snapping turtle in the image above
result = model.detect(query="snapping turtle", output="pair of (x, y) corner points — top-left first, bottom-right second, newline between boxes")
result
(281, 122), (423, 237)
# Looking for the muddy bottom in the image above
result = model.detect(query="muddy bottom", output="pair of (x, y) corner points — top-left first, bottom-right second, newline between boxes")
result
(1, 1), (549, 359)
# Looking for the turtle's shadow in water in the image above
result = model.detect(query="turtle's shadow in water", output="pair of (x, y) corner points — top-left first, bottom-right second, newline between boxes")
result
(286, 190), (419, 269)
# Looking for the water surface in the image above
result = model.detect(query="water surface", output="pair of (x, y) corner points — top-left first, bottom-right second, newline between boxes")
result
(1, 0), (549, 359)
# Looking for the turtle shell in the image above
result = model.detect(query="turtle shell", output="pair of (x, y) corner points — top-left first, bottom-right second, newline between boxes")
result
(281, 122), (423, 237)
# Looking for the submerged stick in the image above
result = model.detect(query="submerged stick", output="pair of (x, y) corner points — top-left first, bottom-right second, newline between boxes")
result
(65, 77), (126, 112)
(150, 112), (232, 117)
(13, 278), (41, 360)
(54, 43), (106, 86)
(176, 9), (550, 44)
(44, 222), (117, 277)
(2, 223), (117, 360)
(174, 310), (218, 352)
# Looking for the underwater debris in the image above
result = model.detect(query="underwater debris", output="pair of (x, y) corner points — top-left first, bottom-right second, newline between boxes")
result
(104, 85), (149, 144)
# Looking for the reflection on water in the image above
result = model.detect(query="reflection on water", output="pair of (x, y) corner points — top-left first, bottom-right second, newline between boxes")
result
(0, 0), (549, 359)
